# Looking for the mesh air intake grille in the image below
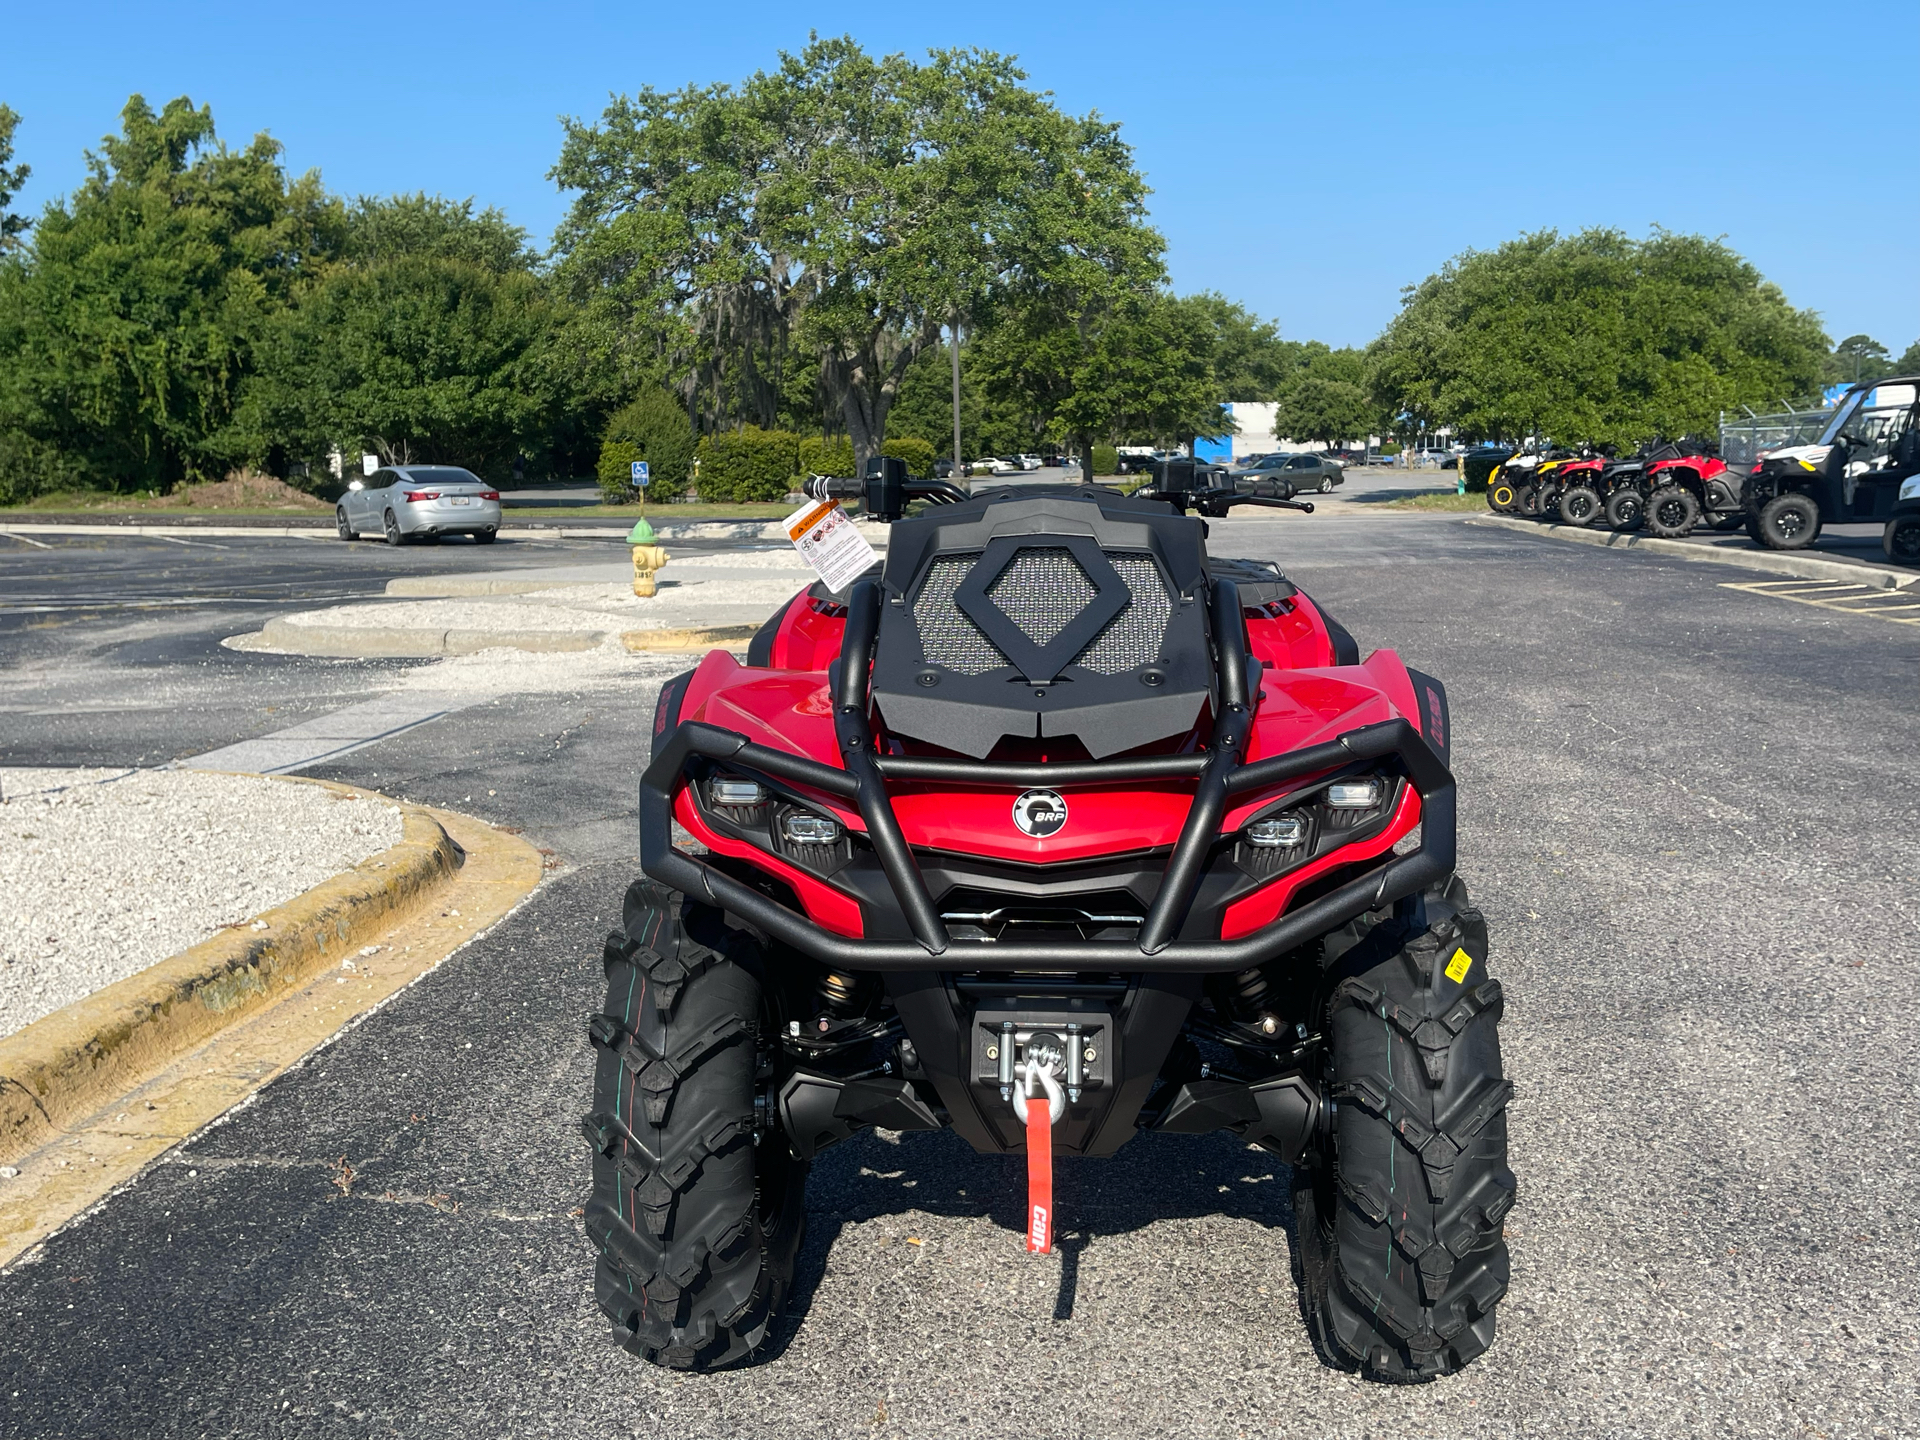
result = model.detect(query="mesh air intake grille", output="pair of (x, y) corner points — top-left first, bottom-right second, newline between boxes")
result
(986, 549), (1097, 644)
(911, 549), (1170, 675)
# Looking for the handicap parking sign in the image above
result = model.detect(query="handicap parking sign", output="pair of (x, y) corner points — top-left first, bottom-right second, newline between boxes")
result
(630, 460), (650, 488)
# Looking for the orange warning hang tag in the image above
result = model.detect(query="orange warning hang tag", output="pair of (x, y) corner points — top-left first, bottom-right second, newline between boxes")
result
(1026, 1092), (1053, 1254)
(1445, 947), (1474, 983)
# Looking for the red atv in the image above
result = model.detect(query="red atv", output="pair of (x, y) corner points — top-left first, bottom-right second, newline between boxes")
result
(1541, 452), (1611, 526)
(1640, 442), (1738, 537)
(586, 460), (1514, 1380)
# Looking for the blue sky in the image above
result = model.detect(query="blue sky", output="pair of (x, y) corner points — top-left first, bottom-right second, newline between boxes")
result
(6, 0), (1916, 353)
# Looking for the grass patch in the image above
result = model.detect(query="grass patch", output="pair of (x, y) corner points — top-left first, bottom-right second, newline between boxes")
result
(504, 502), (793, 521)
(1374, 492), (1492, 512)
(4, 476), (332, 514)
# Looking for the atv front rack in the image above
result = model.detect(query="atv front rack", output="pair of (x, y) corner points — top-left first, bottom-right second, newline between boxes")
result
(639, 579), (1454, 973)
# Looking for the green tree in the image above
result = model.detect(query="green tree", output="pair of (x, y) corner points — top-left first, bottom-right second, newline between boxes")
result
(0, 104), (30, 250)
(596, 387), (696, 501)
(1274, 375), (1374, 448)
(1181, 293), (1293, 401)
(0, 96), (341, 491)
(1897, 339), (1920, 375)
(242, 194), (564, 480)
(1829, 334), (1894, 387)
(1367, 228), (1829, 446)
(551, 36), (1155, 471)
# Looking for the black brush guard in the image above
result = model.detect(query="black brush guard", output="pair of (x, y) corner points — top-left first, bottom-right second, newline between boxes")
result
(639, 578), (1454, 972)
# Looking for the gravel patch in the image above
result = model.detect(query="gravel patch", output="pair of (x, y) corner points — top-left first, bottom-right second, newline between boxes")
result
(0, 768), (402, 1039)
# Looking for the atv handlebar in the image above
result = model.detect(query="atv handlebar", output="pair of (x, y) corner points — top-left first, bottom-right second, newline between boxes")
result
(802, 471), (972, 518)
(639, 578), (1454, 973)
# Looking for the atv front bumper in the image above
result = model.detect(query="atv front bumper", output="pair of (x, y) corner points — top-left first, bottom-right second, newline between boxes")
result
(639, 580), (1454, 974)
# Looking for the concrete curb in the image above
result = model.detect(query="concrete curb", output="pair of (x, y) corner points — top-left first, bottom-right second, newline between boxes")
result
(621, 625), (761, 652)
(1471, 514), (1917, 590)
(255, 616), (605, 656)
(0, 785), (458, 1164)
(1, 517), (887, 544)
(246, 615), (761, 657)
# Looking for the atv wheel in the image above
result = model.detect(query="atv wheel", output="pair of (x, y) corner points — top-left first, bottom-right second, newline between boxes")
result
(583, 879), (805, 1370)
(1603, 489), (1643, 531)
(1756, 493), (1820, 550)
(1514, 484), (1540, 518)
(1744, 512), (1766, 546)
(1886, 515), (1920, 564)
(1487, 482), (1516, 513)
(1645, 485), (1700, 538)
(1558, 485), (1602, 527)
(1538, 488), (1565, 523)
(1293, 874), (1513, 1383)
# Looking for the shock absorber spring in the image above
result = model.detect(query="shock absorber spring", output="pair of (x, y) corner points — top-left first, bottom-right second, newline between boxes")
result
(1227, 964), (1273, 1020)
(814, 969), (865, 1016)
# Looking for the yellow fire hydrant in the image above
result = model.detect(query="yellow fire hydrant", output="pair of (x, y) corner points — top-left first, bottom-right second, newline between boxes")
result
(631, 544), (669, 597)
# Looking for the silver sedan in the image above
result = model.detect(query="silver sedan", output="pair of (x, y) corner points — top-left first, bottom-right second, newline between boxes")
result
(336, 464), (502, 544)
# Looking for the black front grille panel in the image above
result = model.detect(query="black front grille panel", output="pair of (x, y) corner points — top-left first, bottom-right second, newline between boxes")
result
(912, 548), (1171, 677)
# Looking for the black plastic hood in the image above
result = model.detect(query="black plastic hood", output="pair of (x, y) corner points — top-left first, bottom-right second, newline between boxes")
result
(870, 489), (1216, 758)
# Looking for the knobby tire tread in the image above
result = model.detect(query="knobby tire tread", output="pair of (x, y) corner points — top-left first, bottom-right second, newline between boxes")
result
(583, 880), (805, 1370)
(1294, 874), (1514, 1382)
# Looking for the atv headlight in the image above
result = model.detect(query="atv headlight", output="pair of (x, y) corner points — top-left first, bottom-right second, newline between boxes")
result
(708, 775), (768, 807)
(1245, 816), (1308, 848)
(780, 812), (843, 846)
(1325, 778), (1383, 809)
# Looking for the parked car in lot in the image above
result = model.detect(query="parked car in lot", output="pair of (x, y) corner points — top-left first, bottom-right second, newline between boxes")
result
(1231, 452), (1345, 497)
(337, 464), (502, 544)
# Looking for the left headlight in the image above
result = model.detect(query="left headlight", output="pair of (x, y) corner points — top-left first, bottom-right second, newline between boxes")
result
(1235, 772), (1396, 877)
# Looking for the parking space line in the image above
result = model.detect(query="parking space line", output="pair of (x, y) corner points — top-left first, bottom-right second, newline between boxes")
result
(179, 693), (473, 774)
(1720, 578), (1920, 625)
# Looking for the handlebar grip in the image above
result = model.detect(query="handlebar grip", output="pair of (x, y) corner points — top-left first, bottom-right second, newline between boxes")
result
(802, 476), (864, 502)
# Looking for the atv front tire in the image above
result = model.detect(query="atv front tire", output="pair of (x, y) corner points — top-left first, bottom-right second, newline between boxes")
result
(1294, 875), (1513, 1382)
(1558, 484), (1602, 527)
(583, 880), (805, 1370)
(1645, 485), (1700, 538)
(1603, 489), (1643, 531)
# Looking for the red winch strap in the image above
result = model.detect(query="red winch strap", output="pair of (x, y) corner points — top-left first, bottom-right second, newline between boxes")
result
(1026, 1095), (1053, 1254)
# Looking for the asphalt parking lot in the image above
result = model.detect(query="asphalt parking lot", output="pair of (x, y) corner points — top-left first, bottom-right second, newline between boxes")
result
(3, 510), (1917, 1437)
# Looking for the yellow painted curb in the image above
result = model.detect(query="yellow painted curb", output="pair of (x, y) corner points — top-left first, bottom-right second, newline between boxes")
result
(0, 781), (456, 1165)
(0, 794), (544, 1265)
(621, 624), (759, 652)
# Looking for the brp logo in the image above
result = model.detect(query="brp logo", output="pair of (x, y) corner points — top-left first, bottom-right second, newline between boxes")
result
(1013, 789), (1068, 838)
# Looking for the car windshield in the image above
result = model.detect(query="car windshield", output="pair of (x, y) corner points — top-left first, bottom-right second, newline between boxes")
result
(1818, 384), (1916, 448)
(401, 467), (482, 486)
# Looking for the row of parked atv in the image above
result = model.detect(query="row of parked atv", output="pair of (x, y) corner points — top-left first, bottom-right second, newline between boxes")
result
(1483, 440), (1775, 541)
(1484, 375), (1920, 558)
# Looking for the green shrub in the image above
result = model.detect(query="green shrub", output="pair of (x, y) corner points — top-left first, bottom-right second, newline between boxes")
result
(798, 435), (855, 478)
(1378, 441), (1402, 456)
(882, 436), (937, 477)
(1091, 443), (1119, 478)
(596, 390), (696, 503)
(698, 426), (801, 502)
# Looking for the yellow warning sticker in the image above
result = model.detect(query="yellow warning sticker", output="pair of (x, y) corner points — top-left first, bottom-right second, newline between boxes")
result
(1444, 948), (1473, 983)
